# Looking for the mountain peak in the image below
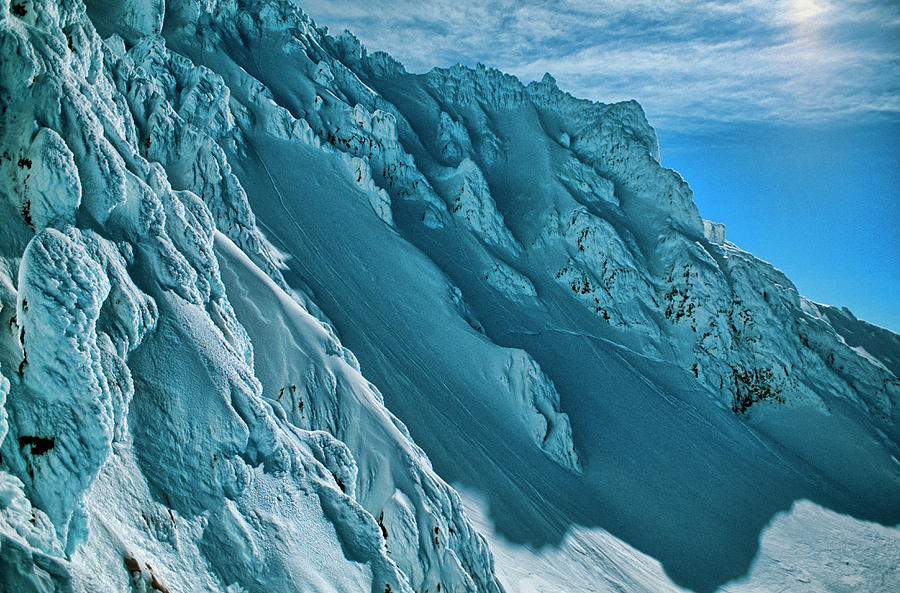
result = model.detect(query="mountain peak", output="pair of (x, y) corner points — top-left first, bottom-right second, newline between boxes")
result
(1, 1), (897, 592)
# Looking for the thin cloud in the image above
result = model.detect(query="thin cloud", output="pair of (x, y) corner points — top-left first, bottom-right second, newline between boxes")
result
(299, 0), (900, 132)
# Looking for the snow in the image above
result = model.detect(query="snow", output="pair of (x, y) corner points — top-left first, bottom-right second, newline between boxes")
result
(457, 486), (691, 593)
(702, 219), (726, 245)
(11, 228), (116, 549)
(1, 2), (500, 590)
(433, 158), (521, 252)
(0, 0), (897, 592)
(720, 500), (900, 593)
(214, 231), (504, 593)
(459, 488), (900, 593)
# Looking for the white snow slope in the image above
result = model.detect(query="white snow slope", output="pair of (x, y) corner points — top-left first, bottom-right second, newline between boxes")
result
(0, 1), (897, 593)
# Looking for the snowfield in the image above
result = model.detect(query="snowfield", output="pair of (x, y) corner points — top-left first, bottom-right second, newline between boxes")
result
(0, 1), (897, 592)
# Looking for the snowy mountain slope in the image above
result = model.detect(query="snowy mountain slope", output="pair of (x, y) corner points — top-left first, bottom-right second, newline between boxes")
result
(0, 2), (504, 592)
(154, 2), (898, 589)
(458, 488), (900, 593)
(0, 1), (897, 593)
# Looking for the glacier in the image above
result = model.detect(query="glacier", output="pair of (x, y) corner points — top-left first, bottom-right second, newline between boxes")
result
(0, 1), (897, 592)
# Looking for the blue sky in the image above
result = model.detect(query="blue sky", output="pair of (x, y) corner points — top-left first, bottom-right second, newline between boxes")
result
(302, 0), (899, 331)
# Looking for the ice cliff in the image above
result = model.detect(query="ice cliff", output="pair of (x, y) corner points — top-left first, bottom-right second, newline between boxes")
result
(0, 1), (897, 593)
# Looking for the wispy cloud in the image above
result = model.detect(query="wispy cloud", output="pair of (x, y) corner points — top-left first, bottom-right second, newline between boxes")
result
(299, 0), (900, 132)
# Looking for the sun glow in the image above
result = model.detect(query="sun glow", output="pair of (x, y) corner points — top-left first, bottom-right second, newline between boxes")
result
(791, 0), (825, 21)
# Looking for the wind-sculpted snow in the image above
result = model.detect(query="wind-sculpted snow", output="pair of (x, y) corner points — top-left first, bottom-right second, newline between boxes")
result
(160, 0), (580, 473)
(215, 235), (503, 593)
(0, 1), (504, 591)
(432, 158), (520, 252)
(186, 5), (895, 589)
(10, 228), (115, 550)
(0, 0), (898, 592)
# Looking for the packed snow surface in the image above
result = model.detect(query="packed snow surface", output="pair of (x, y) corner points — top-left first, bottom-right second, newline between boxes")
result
(0, 1), (897, 593)
(459, 488), (900, 593)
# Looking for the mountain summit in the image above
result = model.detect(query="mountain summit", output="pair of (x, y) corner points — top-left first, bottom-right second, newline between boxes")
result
(0, 1), (897, 592)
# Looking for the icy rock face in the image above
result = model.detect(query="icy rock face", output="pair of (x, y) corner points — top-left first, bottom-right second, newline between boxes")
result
(1, 0), (898, 591)
(554, 207), (658, 331)
(119, 33), (289, 289)
(10, 228), (114, 548)
(434, 158), (520, 252)
(526, 78), (895, 418)
(159, 0), (579, 473)
(501, 351), (581, 472)
(557, 156), (619, 208)
(483, 262), (537, 303)
(163, 0), (893, 472)
(1, 127), (82, 231)
(435, 111), (475, 166)
(332, 42), (897, 421)
(0, 1), (503, 592)
(797, 299), (900, 418)
(84, 0), (165, 43)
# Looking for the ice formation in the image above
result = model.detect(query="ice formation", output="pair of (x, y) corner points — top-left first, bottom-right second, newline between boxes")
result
(0, 1), (897, 592)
